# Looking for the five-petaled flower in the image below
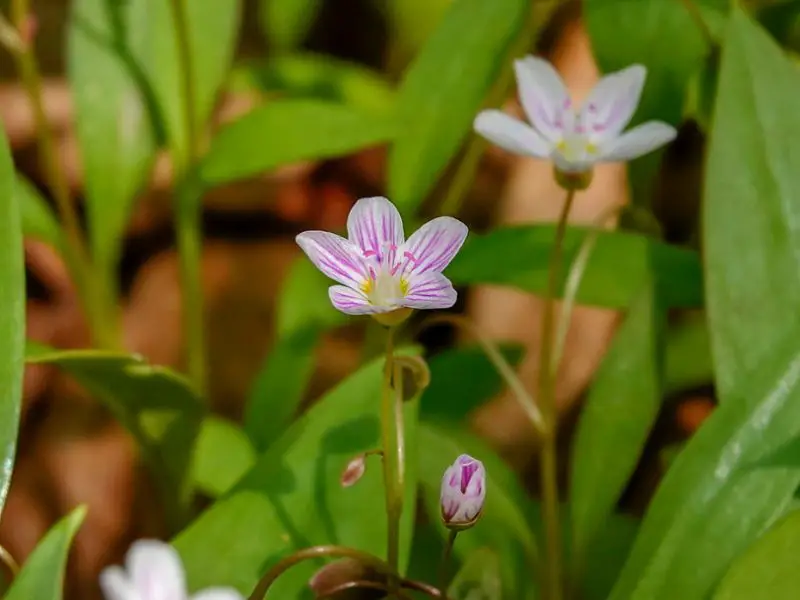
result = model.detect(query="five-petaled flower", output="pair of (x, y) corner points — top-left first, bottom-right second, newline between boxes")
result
(100, 539), (244, 600)
(296, 196), (468, 326)
(474, 55), (677, 179)
(440, 454), (486, 530)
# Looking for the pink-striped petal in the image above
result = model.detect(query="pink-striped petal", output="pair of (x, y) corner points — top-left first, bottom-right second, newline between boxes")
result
(583, 65), (646, 142)
(99, 567), (139, 600)
(296, 231), (369, 289)
(514, 56), (570, 143)
(346, 196), (405, 259)
(473, 110), (551, 158)
(599, 121), (677, 162)
(397, 217), (468, 277)
(329, 285), (384, 315)
(401, 272), (457, 310)
(126, 540), (186, 600)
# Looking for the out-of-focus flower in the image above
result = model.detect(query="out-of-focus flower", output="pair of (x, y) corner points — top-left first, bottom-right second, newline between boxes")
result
(440, 454), (486, 530)
(100, 539), (244, 600)
(474, 56), (677, 179)
(296, 196), (468, 326)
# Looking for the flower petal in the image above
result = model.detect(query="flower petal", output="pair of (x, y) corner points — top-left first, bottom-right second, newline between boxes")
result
(126, 540), (186, 600)
(398, 217), (468, 276)
(329, 285), (383, 315)
(99, 566), (139, 600)
(584, 64), (646, 141)
(514, 56), (570, 142)
(474, 110), (551, 158)
(599, 121), (677, 162)
(192, 589), (245, 600)
(296, 231), (369, 288)
(401, 272), (457, 310)
(346, 196), (404, 258)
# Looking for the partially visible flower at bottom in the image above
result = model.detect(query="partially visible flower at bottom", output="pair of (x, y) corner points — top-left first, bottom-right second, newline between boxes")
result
(296, 196), (469, 326)
(440, 454), (486, 531)
(100, 539), (244, 600)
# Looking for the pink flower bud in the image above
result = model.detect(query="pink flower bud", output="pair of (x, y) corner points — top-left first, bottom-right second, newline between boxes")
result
(440, 454), (486, 530)
(341, 454), (367, 488)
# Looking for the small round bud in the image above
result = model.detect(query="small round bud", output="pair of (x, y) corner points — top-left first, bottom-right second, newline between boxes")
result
(341, 454), (367, 488)
(554, 167), (593, 191)
(440, 454), (486, 531)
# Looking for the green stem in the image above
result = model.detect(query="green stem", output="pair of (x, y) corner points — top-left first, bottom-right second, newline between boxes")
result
(437, 530), (458, 592)
(538, 188), (577, 600)
(677, 0), (714, 45)
(380, 327), (402, 597)
(168, 0), (207, 394)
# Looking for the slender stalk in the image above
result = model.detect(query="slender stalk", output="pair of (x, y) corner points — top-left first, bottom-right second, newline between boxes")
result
(677, 0), (714, 45)
(7, 0), (118, 348)
(380, 327), (402, 597)
(537, 188), (577, 600)
(437, 530), (458, 592)
(168, 0), (207, 394)
(0, 544), (18, 590)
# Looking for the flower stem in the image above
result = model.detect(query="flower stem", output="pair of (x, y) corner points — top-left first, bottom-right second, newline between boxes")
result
(168, 0), (207, 395)
(437, 530), (458, 592)
(538, 187), (577, 600)
(380, 326), (403, 597)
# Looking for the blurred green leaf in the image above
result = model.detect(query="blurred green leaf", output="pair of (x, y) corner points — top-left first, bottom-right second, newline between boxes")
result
(0, 132), (24, 517)
(757, 0), (800, 51)
(259, 0), (320, 52)
(704, 8), (800, 404)
(608, 326), (800, 600)
(25, 348), (203, 527)
(192, 416), (256, 497)
(388, 0), (528, 215)
(126, 0), (240, 163)
(713, 511), (800, 599)
(200, 100), (396, 185)
(581, 514), (639, 600)
(570, 282), (664, 566)
(4, 506), (86, 600)
(420, 344), (523, 422)
(664, 314), (712, 394)
(68, 0), (158, 283)
(16, 174), (62, 250)
(417, 422), (537, 600)
(176, 350), (422, 596)
(278, 257), (349, 337)
(447, 548), (503, 600)
(228, 53), (395, 115)
(447, 225), (703, 309)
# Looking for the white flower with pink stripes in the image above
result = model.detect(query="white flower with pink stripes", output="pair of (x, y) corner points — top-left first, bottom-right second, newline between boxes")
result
(296, 196), (468, 325)
(474, 56), (677, 175)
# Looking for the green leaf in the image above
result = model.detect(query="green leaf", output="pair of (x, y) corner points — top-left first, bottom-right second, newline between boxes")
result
(200, 100), (396, 185)
(420, 344), (523, 422)
(176, 350), (422, 596)
(68, 0), (158, 280)
(447, 548), (503, 600)
(228, 53), (395, 115)
(664, 314), (712, 394)
(417, 422), (537, 600)
(4, 506), (86, 600)
(259, 0), (320, 52)
(388, 0), (528, 215)
(713, 511), (800, 600)
(703, 8), (800, 403)
(277, 257), (349, 338)
(126, 0), (240, 163)
(16, 174), (62, 250)
(26, 348), (203, 527)
(447, 225), (703, 309)
(570, 282), (664, 564)
(581, 515), (639, 600)
(192, 416), (256, 497)
(0, 131), (25, 516)
(608, 327), (800, 600)
(757, 0), (800, 51)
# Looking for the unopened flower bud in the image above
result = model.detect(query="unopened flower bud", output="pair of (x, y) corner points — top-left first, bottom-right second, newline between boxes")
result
(341, 454), (367, 488)
(440, 454), (486, 530)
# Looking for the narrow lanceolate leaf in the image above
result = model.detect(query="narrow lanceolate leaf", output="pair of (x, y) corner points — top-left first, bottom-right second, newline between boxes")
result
(125, 0), (240, 164)
(201, 100), (396, 185)
(0, 132), (24, 517)
(4, 507), (86, 600)
(388, 0), (528, 215)
(713, 511), (800, 600)
(16, 174), (62, 250)
(25, 348), (203, 528)
(570, 282), (663, 565)
(704, 8), (800, 404)
(176, 351), (422, 597)
(447, 225), (703, 309)
(608, 328), (800, 600)
(68, 0), (158, 282)
(192, 416), (256, 497)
